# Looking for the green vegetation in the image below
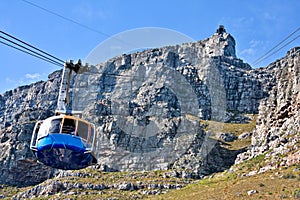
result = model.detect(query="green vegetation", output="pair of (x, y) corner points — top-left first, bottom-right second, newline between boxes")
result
(259, 183), (265, 187)
(294, 189), (300, 198)
(201, 114), (257, 135)
(0, 184), (25, 199)
(202, 114), (257, 150)
(283, 173), (297, 179)
(149, 165), (300, 200)
(237, 153), (267, 172)
(0, 169), (195, 200)
(3, 158), (277, 200)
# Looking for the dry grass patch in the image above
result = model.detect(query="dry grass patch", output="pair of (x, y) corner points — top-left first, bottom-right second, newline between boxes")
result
(150, 166), (300, 200)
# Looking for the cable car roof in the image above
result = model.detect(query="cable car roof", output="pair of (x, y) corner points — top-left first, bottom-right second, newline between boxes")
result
(44, 114), (93, 125)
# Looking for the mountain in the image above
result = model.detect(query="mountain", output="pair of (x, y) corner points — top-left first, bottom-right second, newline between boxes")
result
(81, 26), (269, 176)
(0, 26), (299, 199)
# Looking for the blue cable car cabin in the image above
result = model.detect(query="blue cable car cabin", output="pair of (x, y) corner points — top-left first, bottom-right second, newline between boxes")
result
(30, 115), (97, 170)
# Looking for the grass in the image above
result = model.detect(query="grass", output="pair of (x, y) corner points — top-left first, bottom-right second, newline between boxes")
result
(294, 189), (300, 198)
(282, 173), (297, 179)
(198, 114), (257, 135)
(202, 114), (257, 150)
(1, 163), (296, 199)
(0, 185), (22, 199)
(149, 166), (300, 200)
(0, 169), (195, 200)
(236, 153), (267, 172)
(186, 114), (257, 151)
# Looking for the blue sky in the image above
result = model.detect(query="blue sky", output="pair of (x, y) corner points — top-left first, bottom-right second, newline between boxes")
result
(0, 0), (299, 93)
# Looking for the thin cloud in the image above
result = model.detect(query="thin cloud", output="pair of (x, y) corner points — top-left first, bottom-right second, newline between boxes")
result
(5, 77), (15, 84)
(25, 73), (41, 79)
(72, 3), (107, 20)
(263, 12), (276, 21)
(2, 76), (39, 93)
(240, 40), (268, 57)
(5, 73), (44, 90)
(240, 48), (255, 56)
(249, 40), (262, 48)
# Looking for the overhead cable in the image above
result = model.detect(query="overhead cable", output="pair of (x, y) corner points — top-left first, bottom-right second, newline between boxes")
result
(252, 27), (300, 66)
(259, 34), (300, 63)
(0, 30), (64, 64)
(0, 33), (64, 67)
(21, 0), (138, 48)
(0, 40), (64, 67)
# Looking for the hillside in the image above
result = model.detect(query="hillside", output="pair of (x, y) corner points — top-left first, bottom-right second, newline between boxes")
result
(0, 26), (299, 199)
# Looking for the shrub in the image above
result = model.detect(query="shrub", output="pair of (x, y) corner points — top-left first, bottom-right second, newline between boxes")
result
(294, 189), (300, 198)
(282, 173), (296, 179)
(259, 183), (265, 187)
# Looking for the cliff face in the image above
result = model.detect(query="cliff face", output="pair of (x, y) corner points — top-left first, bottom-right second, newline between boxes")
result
(0, 71), (61, 186)
(0, 27), (274, 186)
(236, 47), (300, 167)
(67, 27), (270, 175)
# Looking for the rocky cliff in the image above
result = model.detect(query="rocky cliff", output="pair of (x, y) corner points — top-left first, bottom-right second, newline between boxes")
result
(236, 47), (300, 168)
(0, 71), (62, 186)
(76, 26), (270, 175)
(0, 26), (276, 186)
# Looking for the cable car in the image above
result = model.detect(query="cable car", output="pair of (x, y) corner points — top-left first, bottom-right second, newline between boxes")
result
(30, 60), (97, 170)
(30, 115), (97, 170)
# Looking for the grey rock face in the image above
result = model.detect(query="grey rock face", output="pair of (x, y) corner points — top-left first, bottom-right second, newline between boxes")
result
(217, 132), (238, 142)
(76, 30), (270, 174)
(238, 132), (252, 140)
(236, 47), (300, 166)
(0, 71), (61, 186)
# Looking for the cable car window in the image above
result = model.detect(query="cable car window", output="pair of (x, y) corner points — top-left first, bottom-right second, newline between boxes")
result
(37, 122), (49, 139)
(93, 128), (97, 151)
(77, 121), (89, 141)
(49, 119), (62, 133)
(89, 125), (94, 142)
(90, 125), (96, 150)
(62, 118), (76, 134)
(85, 124), (94, 149)
(31, 121), (42, 148)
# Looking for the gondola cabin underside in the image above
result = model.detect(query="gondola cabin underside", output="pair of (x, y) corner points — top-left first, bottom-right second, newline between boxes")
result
(30, 115), (97, 170)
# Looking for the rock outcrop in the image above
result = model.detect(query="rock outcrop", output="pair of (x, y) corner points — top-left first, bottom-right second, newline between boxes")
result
(12, 169), (192, 199)
(75, 26), (270, 175)
(0, 71), (61, 186)
(236, 47), (300, 167)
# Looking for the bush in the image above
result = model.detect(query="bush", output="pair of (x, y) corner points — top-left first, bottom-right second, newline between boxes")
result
(282, 173), (296, 179)
(294, 189), (300, 198)
(259, 183), (265, 187)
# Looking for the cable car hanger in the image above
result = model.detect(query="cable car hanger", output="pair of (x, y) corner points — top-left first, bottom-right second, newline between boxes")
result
(30, 60), (97, 170)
